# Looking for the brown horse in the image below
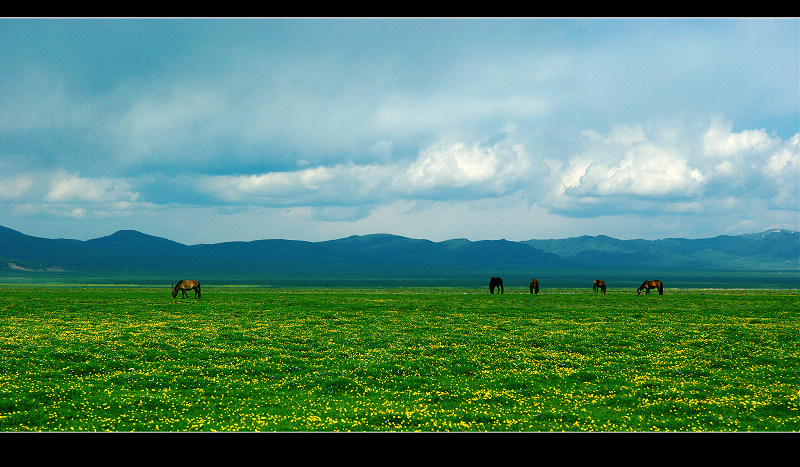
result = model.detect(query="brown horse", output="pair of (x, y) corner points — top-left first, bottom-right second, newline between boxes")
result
(637, 280), (663, 295)
(530, 278), (539, 294)
(173, 280), (201, 298)
(489, 277), (504, 294)
(593, 279), (606, 294)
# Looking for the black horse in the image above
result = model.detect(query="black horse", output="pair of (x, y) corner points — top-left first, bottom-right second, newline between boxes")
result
(530, 278), (539, 294)
(173, 280), (201, 298)
(637, 280), (663, 295)
(489, 277), (504, 294)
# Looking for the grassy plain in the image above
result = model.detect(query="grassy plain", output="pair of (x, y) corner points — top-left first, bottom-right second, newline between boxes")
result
(0, 285), (798, 432)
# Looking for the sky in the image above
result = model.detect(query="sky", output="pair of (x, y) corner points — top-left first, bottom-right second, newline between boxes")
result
(1, 18), (798, 244)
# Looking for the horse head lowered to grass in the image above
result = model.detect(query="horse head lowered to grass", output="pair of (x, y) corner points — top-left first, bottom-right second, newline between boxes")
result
(637, 280), (663, 295)
(172, 280), (201, 299)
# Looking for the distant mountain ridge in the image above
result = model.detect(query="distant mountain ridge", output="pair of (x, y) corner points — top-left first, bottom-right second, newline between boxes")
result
(0, 225), (797, 287)
(524, 230), (800, 271)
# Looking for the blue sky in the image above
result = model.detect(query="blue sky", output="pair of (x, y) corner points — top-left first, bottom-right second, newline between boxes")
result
(1, 18), (798, 244)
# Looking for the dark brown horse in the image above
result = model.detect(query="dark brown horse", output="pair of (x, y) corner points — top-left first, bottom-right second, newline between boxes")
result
(637, 280), (663, 295)
(593, 279), (606, 294)
(173, 280), (201, 298)
(489, 277), (504, 294)
(530, 278), (539, 294)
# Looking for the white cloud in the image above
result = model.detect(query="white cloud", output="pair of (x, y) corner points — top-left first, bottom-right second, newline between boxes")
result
(703, 121), (777, 157)
(714, 160), (734, 176)
(543, 122), (799, 223)
(590, 147), (705, 198)
(196, 164), (391, 205)
(68, 208), (88, 219)
(0, 175), (34, 201)
(761, 133), (800, 208)
(45, 172), (139, 204)
(397, 140), (530, 195)
(763, 134), (799, 176)
(549, 126), (706, 211)
(700, 124), (799, 209)
(191, 136), (533, 209)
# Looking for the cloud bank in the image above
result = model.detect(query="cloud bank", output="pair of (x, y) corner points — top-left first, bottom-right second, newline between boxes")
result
(0, 18), (797, 243)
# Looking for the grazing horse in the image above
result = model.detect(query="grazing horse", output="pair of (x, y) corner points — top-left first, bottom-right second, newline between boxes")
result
(489, 277), (504, 294)
(530, 278), (539, 294)
(637, 280), (663, 295)
(593, 279), (606, 294)
(173, 280), (201, 299)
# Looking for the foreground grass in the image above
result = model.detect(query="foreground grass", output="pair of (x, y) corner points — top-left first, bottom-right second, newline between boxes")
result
(0, 286), (798, 431)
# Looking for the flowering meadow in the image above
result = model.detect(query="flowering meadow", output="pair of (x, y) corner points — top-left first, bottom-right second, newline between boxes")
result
(0, 286), (798, 431)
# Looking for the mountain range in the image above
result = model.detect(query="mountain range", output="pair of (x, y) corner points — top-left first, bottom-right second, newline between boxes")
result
(1, 225), (797, 288)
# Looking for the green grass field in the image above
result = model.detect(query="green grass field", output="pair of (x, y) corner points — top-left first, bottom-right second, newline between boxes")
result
(0, 285), (798, 431)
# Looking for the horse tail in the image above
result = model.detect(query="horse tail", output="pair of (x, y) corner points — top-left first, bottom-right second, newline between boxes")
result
(197, 283), (202, 298)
